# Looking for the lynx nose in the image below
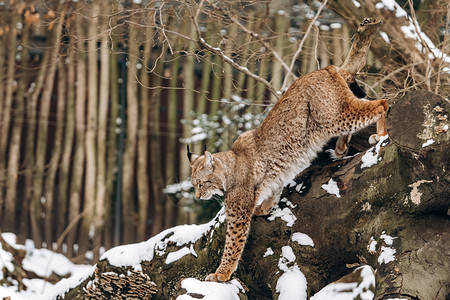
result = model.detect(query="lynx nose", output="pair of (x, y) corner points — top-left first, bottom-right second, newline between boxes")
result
(195, 190), (202, 199)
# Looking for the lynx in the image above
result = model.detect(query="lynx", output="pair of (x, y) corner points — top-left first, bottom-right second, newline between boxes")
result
(188, 65), (388, 282)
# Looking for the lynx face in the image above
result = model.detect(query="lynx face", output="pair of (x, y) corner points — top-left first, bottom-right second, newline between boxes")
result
(189, 151), (226, 200)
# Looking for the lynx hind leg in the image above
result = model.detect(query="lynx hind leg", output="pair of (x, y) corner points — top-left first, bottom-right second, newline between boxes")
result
(368, 99), (388, 144)
(206, 202), (253, 282)
(344, 98), (388, 144)
(335, 134), (352, 158)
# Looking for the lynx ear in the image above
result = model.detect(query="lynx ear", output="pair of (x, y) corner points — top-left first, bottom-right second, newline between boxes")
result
(204, 151), (213, 168)
(187, 145), (199, 164)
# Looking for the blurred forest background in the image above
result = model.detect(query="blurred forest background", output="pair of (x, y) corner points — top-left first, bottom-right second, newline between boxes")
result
(0, 0), (448, 263)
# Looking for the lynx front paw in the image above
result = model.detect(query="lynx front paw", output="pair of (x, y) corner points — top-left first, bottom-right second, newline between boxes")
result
(205, 273), (230, 282)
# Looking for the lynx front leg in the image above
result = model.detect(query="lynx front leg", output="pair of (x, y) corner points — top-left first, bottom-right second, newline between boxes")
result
(206, 204), (253, 282)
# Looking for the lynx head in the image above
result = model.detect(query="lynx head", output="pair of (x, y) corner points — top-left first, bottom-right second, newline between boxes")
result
(187, 146), (226, 200)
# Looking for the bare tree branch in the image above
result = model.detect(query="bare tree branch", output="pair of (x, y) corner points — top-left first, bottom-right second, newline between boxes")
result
(281, 0), (328, 91)
(193, 0), (278, 98)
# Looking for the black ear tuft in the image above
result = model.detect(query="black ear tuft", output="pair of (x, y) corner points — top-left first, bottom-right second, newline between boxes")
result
(187, 145), (192, 161)
(203, 144), (207, 153)
(349, 81), (366, 98)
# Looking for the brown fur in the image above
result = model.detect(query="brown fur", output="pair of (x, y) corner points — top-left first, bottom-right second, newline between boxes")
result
(188, 66), (388, 282)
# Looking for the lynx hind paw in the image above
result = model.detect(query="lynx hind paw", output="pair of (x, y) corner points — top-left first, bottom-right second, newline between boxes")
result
(205, 273), (230, 282)
(369, 133), (389, 145)
(334, 147), (349, 158)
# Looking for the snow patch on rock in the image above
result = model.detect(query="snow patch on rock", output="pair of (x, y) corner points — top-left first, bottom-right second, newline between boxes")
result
(321, 178), (341, 198)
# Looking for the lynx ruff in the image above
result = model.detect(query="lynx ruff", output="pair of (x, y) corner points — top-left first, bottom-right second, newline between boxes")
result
(188, 65), (388, 282)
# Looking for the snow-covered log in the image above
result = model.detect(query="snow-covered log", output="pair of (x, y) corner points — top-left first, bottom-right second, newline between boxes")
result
(56, 90), (449, 300)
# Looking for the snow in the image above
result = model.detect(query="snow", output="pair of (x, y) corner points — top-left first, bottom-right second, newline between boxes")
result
(279, 246), (296, 267)
(292, 232), (314, 247)
(380, 31), (390, 43)
(352, 0), (361, 8)
(321, 178), (341, 198)
(164, 180), (193, 194)
(311, 282), (358, 300)
(378, 232), (397, 264)
(276, 266), (307, 300)
(276, 246), (307, 300)
(330, 23), (342, 29)
(375, 0), (407, 17)
(422, 139), (435, 147)
(280, 197), (297, 209)
(177, 278), (244, 300)
(165, 244), (197, 265)
(380, 232), (396, 246)
(378, 246), (396, 264)
(368, 236), (377, 253)
(294, 182), (305, 193)
(263, 247), (274, 257)
(311, 265), (375, 300)
(375, 0), (450, 68)
(0, 232), (93, 300)
(361, 135), (389, 168)
(268, 206), (297, 227)
(102, 208), (225, 269)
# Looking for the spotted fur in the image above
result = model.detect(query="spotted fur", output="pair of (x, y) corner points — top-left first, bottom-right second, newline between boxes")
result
(188, 65), (388, 282)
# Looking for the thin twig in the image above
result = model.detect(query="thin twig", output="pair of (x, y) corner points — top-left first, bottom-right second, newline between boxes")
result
(158, 2), (173, 55)
(313, 25), (320, 70)
(370, 61), (427, 90)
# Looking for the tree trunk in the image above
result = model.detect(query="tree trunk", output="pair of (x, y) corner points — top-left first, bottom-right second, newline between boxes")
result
(104, 0), (121, 250)
(0, 11), (18, 224)
(79, 2), (99, 257)
(180, 21), (197, 177)
(0, 11), (18, 181)
(56, 26), (76, 250)
(93, 1), (111, 261)
(121, 19), (139, 244)
(3, 15), (30, 230)
(30, 7), (63, 247)
(20, 16), (51, 241)
(59, 90), (450, 300)
(67, 8), (87, 259)
(136, 13), (151, 241)
(164, 40), (181, 232)
(43, 60), (66, 249)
